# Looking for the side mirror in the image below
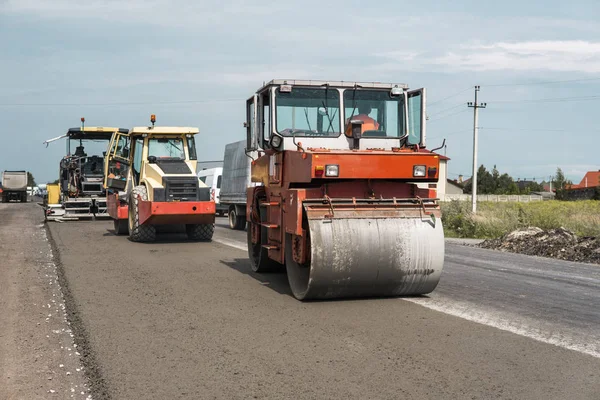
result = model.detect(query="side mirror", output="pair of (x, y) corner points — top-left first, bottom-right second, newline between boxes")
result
(245, 121), (257, 152)
(148, 156), (157, 164)
(350, 120), (364, 139)
(246, 129), (254, 151)
(350, 120), (363, 150)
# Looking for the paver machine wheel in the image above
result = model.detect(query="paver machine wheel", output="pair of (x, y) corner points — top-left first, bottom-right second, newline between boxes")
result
(128, 185), (156, 242)
(186, 223), (214, 241)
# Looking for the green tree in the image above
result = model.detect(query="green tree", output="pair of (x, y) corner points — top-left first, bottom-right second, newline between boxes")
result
(521, 181), (544, 194)
(463, 165), (491, 194)
(27, 172), (36, 186)
(553, 167), (572, 200)
(498, 173), (518, 194)
(464, 164), (525, 195)
(491, 165), (500, 194)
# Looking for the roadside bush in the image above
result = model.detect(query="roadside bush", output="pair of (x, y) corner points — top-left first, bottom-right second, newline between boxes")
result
(441, 200), (600, 239)
(441, 200), (476, 238)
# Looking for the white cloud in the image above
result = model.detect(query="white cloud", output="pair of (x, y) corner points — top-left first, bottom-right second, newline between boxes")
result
(438, 41), (600, 73)
(390, 40), (600, 74)
(0, 0), (288, 26)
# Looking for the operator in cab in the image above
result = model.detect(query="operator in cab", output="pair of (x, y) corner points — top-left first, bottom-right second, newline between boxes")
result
(345, 103), (379, 136)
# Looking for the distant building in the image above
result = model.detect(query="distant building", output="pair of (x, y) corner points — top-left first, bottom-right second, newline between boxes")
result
(445, 179), (465, 195)
(516, 180), (537, 191)
(430, 154), (466, 196)
(531, 191), (555, 200)
(412, 153), (460, 196)
(541, 181), (552, 192)
(569, 170), (600, 189)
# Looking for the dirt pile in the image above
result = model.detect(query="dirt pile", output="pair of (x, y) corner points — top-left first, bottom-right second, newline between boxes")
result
(480, 227), (600, 264)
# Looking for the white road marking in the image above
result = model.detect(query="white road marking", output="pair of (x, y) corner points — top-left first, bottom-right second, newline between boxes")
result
(214, 234), (600, 359)
(403, 297), (600, 359)
(212, 237), (247, 252)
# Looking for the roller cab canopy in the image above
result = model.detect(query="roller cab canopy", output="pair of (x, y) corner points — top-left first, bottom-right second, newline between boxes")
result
(129, 127), (199, 136)
(67, 127), (129, 140)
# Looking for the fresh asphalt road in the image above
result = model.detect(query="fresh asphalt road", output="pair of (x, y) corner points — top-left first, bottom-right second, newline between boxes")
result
(42, 215), (600, 399)
(214, 220), (600, 358)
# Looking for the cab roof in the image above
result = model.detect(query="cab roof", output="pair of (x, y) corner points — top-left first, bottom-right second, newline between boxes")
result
(130, 126), (199, 135)
(67, 127), (128, 140)
(258, 79), (409, 92)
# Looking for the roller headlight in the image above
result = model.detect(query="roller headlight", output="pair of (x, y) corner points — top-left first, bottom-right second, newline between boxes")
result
(270, 133), (283, 150)
(413, 165), (426, 177)
(325, 164), (339, 177)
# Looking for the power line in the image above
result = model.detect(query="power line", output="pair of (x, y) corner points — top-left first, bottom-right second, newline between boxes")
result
(479, 126), (600, 132)
(482, 77), (600, 87)
(428, 102), (465, 116)
(488, 95), (600, 104)
(428, 109), (469, 122)
(479, 127), (567, 132)
(428, 128), (471, 139)
(427, 87), (472, 107)
(0, 98), (245, 107)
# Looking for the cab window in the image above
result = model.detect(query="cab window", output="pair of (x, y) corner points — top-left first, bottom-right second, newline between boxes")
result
(343, 89), (404, 138)
(186, 136), (197, 160)
(275, 88), (340, 136)
(148, 138), (184, 160)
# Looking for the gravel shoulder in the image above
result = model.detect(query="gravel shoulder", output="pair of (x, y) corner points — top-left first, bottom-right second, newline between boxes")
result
(48, 219), (600, 400)
(480, 227), (600, 265)
(0, 203), (89, 399)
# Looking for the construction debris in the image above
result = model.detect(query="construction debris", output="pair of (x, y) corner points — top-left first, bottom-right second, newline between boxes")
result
(480, 227), (600, 265)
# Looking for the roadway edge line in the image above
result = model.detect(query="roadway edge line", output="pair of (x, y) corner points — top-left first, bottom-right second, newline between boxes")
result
(45, 223), (112, 399)
(213, 231), (600, 359)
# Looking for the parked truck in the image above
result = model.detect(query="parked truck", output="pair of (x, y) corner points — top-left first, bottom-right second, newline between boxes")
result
(219, 140), (257, 230)
(1, 171), (28, 203)
(197, 167), (228, 216)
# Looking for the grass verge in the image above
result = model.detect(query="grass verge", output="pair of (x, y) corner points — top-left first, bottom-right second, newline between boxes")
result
(441, 200), (600, 239)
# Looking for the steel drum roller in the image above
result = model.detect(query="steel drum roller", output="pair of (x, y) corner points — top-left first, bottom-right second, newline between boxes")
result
(286, 217), (445, 300)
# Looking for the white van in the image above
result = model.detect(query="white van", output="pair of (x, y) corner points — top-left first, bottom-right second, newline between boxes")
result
(197, 167), (227, 216)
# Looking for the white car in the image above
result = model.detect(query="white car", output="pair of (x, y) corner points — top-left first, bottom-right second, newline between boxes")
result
(197, 167), (227, 216)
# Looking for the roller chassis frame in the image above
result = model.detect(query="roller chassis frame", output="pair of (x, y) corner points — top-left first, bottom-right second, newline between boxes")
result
(107, 192), (216, 226)
(45, 196), (109, 221)
(246, 148), (445, 300)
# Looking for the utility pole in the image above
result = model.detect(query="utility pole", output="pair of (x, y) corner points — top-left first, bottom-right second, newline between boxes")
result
(467, 86), (486, 213)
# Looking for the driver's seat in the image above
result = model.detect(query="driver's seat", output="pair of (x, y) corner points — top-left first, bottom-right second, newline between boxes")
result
(74, 146), (87, 157)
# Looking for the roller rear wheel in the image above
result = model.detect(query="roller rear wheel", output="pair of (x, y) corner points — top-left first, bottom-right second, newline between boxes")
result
(247, 204), (281, 273)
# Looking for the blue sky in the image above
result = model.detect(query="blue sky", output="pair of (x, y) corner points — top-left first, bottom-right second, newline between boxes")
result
(1, 0), (599, 184)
